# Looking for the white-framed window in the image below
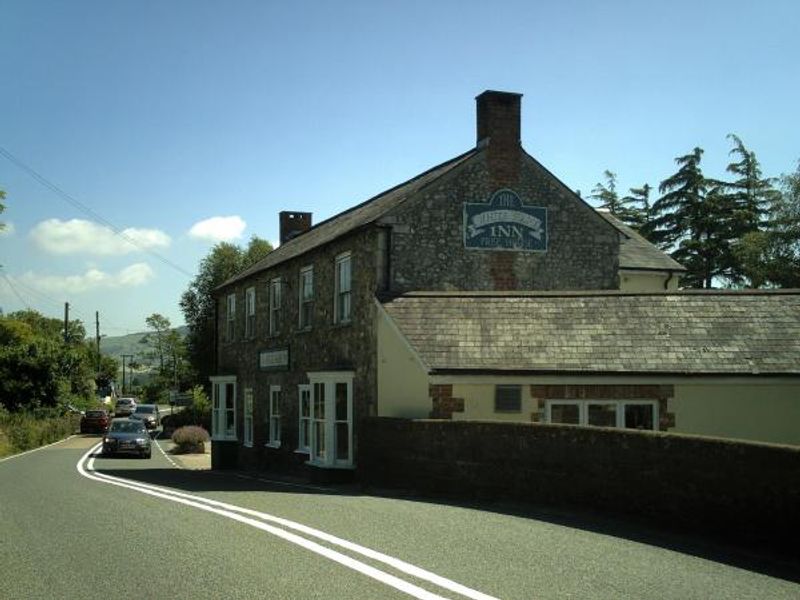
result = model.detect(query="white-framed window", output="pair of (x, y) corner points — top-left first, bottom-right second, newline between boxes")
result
(546, 400), (658, 430)
(334, 253), (351, 324)
(298, 266), (314, 330)
(267, 385), (282, 447)
(297, 384), (311, 453)
(243, 387), (253, 447)
(226, 293), (236, 342)
(210, 376), (237, 441)
(269, 278), (281, 336)
(494, 385), (522, 413)
(308, 372), (354, 468)
(245, 287), (256, 339)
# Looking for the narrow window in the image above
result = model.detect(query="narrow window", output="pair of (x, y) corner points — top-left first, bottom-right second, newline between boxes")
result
(245, 287), (256, 338)
(494, 385), (521, 413)
(298, 266), (314, 330)
(269, 278), (281, 336)
(334, 253), (352, 324)
(298, 384), (311, 453)
(226, 293), (236, 342)
(210, 377), (237, 441)
(267, 385), (282, 447)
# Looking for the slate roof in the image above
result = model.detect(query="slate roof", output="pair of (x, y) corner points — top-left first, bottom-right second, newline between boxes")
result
(219, 148), (479, 289)
(381, 290), (800, 376)
(596, 210), (686, 272)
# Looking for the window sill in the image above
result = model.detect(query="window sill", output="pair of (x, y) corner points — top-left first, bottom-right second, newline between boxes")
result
(265, 441), (282, 449)
(294, 448), (310, 455)
(244, 442), (253, 448)
(211, 436), (238, 442)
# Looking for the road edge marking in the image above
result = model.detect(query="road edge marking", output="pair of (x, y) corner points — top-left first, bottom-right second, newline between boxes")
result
(0, 434), (76, 464)
(77, 445), (498, 600)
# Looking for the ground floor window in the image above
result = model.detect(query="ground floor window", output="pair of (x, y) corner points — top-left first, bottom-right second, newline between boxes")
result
(546, 400), (657, 430)
(243, 388), (253, 447)
(210, 376), (237, 441)
(267, 385), (282, 447)
(308, 372), (353, 468)
(298, 384), (311, 453)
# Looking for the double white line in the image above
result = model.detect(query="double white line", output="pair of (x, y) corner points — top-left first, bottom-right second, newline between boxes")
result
(76, 444), (499, 600)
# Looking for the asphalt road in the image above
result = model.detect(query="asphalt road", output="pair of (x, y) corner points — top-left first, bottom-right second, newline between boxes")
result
(1, 435), (798, 599)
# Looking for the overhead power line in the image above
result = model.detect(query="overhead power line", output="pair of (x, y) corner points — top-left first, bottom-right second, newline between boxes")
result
(0, 145), (194, 278)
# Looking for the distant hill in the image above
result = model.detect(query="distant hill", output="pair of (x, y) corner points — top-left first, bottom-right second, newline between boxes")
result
(100, 325), (188, 363)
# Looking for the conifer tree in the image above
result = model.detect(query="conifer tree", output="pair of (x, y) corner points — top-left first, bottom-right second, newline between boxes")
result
(590, 170), (622, 213)
(620, 183), (652, 232)
(651, 147), (734, 288)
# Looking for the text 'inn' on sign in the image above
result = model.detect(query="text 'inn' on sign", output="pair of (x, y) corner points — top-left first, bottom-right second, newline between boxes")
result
(463, 189), (547, 251)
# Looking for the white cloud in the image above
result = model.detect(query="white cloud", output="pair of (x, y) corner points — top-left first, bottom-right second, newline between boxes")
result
(188, 215), (246, 242)
(20, 263), (155, 294)
(0, 222), (15, 236)
(30, 218), (171, 255)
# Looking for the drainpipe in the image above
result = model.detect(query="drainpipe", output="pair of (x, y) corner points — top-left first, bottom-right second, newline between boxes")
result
(663, 270), (674, 290)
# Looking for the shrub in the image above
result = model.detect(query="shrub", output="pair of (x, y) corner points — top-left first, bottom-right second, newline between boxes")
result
(190, 385), (210, 412)
(171, 425), (209, 454)
(0, 410), (75, 456)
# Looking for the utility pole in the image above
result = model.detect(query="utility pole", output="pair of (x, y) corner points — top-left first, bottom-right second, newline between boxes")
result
(63, 302), (69, 343)
(95, 311), (101, 371)
(121, 354), (134, 395)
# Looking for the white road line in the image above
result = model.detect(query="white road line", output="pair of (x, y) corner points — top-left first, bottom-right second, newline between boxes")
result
(0, 435), (75, 463)
(77, 445), (498, 600)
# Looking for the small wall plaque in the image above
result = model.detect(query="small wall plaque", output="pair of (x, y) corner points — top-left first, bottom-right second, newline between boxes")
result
(259, 348), (289, 371)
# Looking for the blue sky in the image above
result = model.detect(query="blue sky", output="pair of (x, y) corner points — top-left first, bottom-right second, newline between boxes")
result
(1, 0), (798, 334)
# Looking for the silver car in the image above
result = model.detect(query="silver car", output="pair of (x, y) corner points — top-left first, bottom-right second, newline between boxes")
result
(115, 397), (137, 416)
(131, 403), (160, 430)
(102, 418), (152, 459)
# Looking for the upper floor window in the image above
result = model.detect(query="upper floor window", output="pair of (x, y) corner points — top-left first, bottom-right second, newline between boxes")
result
(245, 287), (256, 338)
(267, 385), (282, 447)
(334, 252), (351, 324)
(269, 278), (281, 336)
(299, 266), (314, 330)
(226, 293), (236, 342)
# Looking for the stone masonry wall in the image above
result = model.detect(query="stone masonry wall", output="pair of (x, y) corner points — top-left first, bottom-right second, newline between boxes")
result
(383, 151), (620, 292)
(216, 227), (379, 471)
(358, 418), (800, 552)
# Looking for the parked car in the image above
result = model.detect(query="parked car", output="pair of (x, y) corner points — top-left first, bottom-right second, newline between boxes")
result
(102, 418), (152, 459)
(80, 409), (110, 434)
(115, 397), (137, 416)
(130, 404), (160, 430)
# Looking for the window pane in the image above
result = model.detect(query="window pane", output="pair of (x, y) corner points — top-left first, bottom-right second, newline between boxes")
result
(625, 404), (655, 430)
(301, 390), (310, 417)
(314, 383), (325, 419)
(335, 422), (349, 461)
(588, 404), (617, 427)
(495, 385), (521, 412)
(550, 404), (579, 424)
(225, 408), (235, 436)
(225, 384), (235, 409)
(314, 423), (325, 460)
(335, 383), (348, 421)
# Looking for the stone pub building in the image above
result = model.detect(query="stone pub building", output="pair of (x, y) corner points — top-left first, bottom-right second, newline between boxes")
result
(211, 91), (800, 473)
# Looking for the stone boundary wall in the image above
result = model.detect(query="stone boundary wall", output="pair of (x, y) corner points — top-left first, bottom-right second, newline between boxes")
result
(358, 418), (800, 551)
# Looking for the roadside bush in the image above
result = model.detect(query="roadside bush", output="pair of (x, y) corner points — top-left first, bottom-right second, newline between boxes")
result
(171, 425), (209, 454)
(0, 411), (75, 457)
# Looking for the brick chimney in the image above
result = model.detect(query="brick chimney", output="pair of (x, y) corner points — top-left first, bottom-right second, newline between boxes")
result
(476, 90), (522, 186)
(279, 211), (312, 245)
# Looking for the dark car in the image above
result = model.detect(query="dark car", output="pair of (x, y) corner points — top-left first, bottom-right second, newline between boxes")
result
(102, 418), (152, 459)
(130, 404), (160, 430)
(80, 409), (110, 434)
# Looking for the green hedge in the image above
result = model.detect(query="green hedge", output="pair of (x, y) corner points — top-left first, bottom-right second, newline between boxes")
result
(0, 412), (78, 458)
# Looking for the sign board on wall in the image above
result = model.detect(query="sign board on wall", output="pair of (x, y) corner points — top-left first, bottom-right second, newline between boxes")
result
(463, 189), (547, 252)
(259, 348), (289, 371)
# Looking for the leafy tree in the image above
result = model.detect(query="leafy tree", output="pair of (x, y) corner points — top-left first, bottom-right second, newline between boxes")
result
(180, 236), (273, 387)
(0, 188), (6, 233)
(0, 311), (95, 411)
(142, 313), (171, 372)
(734, 161), (800, 287)
(650, 147), (736, 288)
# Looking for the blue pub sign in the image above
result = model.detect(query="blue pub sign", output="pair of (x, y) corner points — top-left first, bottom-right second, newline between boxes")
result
(463, 189), (547, 251)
